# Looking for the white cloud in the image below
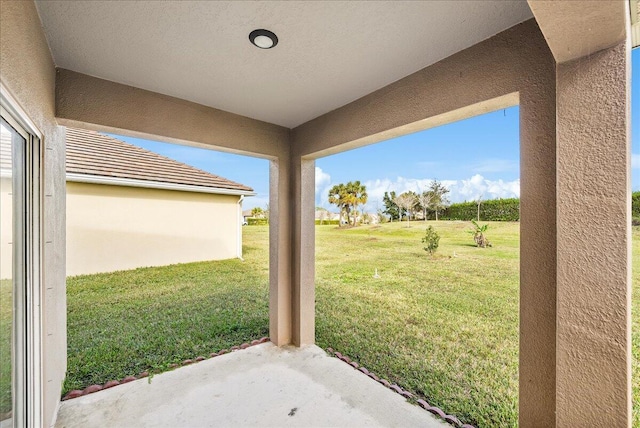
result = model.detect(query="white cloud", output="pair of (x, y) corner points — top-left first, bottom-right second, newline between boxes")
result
(315, 167), (337, 209)
(315, 167), (331, 193)
(361, 174), (519, 212)
(632, 153), (640, 169)
(449, 174), (520, 202)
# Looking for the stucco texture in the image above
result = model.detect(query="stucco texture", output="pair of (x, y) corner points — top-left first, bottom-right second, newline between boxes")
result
(66, 182), (242, 276)
(0, 0), (631, 426)
(55, 69), (290, 160)
(292, 19), (559, 427)
(0, 1), (67, 426)
(556, 41), (631, 427)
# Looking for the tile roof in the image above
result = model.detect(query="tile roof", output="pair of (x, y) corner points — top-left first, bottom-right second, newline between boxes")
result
(66, 128), (253, 193)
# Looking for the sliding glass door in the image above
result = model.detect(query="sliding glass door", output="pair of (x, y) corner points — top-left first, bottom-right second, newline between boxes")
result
(0, 103), (41, 428)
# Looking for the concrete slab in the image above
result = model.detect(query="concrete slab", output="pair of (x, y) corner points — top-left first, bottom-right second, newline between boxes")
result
(55, 343), (448, 428)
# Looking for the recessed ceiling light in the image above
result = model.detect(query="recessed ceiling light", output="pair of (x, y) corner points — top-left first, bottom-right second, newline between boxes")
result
(249, 29), (278, 49)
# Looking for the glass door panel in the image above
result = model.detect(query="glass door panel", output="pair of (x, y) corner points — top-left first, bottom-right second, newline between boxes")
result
(0, 117), (26, 427)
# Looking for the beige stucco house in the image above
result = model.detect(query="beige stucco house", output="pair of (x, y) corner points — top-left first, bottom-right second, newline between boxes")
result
(0, 1), (638, 427)
(65, 128), (254, 276)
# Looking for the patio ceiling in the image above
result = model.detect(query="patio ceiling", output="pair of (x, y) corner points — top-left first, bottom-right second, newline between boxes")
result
(35, 1), (532, 128)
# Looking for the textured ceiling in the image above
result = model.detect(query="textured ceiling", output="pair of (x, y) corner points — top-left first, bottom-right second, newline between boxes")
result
(35, 1), (532, 128)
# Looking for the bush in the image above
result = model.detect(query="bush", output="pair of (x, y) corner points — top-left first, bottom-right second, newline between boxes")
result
(247, 218), (268, 226)
(440, 198), (520, 221)
(633, 217), (640, 227)
(421, 226), (440, 255)
(633, 191), (640, 218)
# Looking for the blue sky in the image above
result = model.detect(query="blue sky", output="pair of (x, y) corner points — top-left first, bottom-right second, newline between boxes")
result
(110, 48), (639, 212)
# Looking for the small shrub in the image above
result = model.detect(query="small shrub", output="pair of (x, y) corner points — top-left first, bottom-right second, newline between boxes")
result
(469, 220), (492, 248)
(422, 226), (440, 255)
(633, 217), (640, 227)
(247, 218), (269, 226)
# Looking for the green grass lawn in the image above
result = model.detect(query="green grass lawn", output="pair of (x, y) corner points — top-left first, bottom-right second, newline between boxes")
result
(55, 222), (639, 426)
(0, 279), (12, 419)
(316, 221), (520, 427)
(64, 226), (270, 393)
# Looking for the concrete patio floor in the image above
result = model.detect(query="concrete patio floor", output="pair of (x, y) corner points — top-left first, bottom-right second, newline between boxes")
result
(55, 343), (448, 427)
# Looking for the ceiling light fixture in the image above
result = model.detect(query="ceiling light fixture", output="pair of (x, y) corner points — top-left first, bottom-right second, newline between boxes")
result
(249, 29), (278, 49)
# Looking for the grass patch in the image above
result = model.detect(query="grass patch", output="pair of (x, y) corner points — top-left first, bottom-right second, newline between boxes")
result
(55, 221), (639, 427)
(64, 227), (270, 393)
(0, 279), (11, 418)
(315, 221), (519, 427)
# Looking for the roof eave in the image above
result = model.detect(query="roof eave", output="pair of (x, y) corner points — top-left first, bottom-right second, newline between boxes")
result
(632, 0), (639, 47)
(66, 173), (256, 197)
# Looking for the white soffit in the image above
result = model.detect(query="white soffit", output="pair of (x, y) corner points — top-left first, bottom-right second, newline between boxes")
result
(35, 1), (533, 128)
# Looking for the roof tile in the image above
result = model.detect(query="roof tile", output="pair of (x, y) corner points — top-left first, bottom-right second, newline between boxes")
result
(66, 128), (253, 193)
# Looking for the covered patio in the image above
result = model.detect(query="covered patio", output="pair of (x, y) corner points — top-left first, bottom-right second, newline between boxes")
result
(54, 343), (449, 428)
(0, 0), (636, 427)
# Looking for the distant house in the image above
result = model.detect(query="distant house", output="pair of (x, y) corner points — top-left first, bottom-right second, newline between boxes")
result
(315, 208), (341, 223)
(65, 128), (255, 276)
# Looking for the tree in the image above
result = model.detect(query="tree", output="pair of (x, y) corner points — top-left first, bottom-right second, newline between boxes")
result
(328, 181), (368, 226)
(475, 195), (483, 222)
(417, 191), (433, 221)
(344, 181), (368, 226)
(422, 226), (440, 255)
(394, 192), (418, 225)
(383, 191), (401, 221)
(427, 180), (450, 221)
(251, 207), (264, 218)
(328, 183), (348, 226)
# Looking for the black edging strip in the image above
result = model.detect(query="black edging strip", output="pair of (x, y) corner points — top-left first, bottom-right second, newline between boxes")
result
(62, 336), (271, 401)
(62, 338), (473, 428)
(326, 347), (476, 428)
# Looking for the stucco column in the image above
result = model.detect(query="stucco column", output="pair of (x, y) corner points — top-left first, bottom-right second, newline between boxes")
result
(555, 41), (631, 426)
(519, 65), (557, 426)
(269, 157), (292, 345)
(291, 157), (315, 345)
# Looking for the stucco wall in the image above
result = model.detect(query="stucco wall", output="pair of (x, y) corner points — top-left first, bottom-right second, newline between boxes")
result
(55, 69), (290, 159)
(0, 1), (67, 426)
(556, 41), (630, 427)
(67, 182), (241, 276)
(43, 4), (631, 426)
(291, 19), (559, 427)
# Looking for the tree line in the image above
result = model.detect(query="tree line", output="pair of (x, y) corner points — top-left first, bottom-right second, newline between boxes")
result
(326, 179), (527, 225)
(382, 180), (450, 223)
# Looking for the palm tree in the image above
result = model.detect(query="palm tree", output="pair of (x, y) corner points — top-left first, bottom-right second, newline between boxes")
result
(328, 183), (348, 226)
(328, 181), (368, 226)
(344, 181), (368, 226)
